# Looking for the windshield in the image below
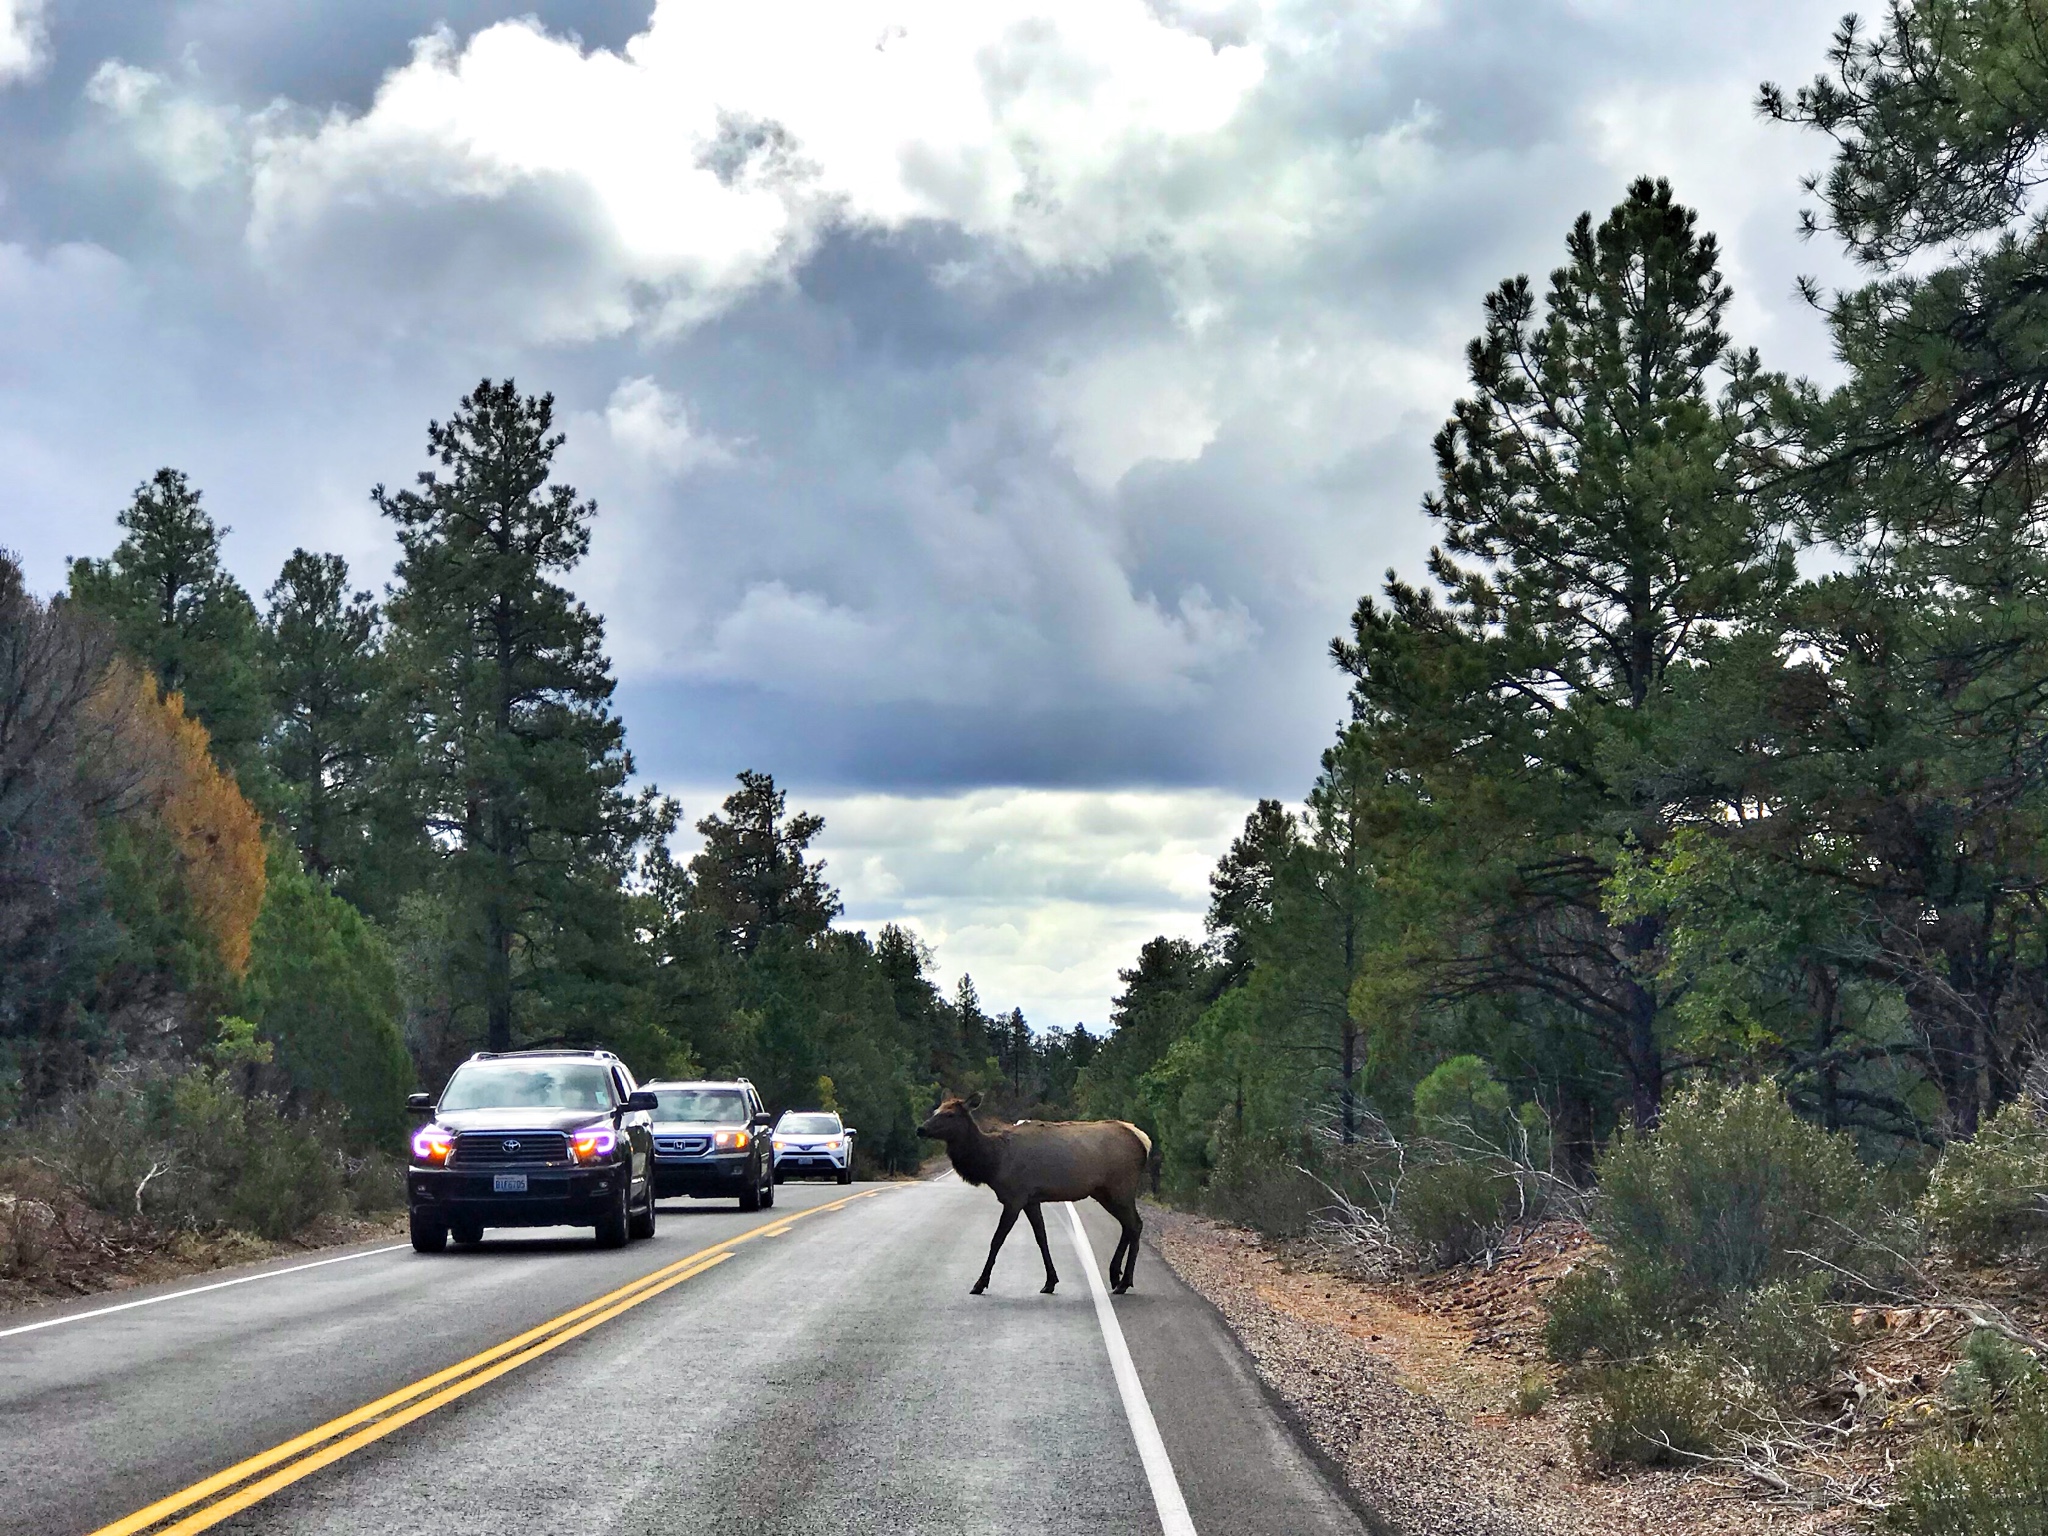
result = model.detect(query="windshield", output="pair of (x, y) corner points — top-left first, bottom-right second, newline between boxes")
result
(655, 1088), (749, 1124)
(439, 1061), (615, 1112)
(778, 1114), (840, 1135)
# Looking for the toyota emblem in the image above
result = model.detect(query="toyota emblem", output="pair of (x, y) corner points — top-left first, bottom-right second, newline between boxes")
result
(502, 1139), (521, 1153)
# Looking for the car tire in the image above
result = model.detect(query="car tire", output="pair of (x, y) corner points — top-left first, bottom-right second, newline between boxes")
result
(449, 1219), (483, 1247)
(410, 1210), (448, 1254)
(629, 1182), (656, 1241)
(762, 1178), (775, 1209)
(772, 1168), (785, 1184)
(595, 1183), (630, 1248)
(739, 1174), (762, 1212)
(837, 1166), (853, 1185)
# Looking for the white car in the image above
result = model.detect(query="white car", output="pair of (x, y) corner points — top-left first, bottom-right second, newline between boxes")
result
(771, 1111), (856, 1184)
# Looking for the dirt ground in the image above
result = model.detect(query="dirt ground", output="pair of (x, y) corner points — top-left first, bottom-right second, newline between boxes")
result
(1147, 1207), (1928, 1535)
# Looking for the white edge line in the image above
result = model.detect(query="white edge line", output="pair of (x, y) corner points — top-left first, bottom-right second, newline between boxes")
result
(1064, 1202), (1197, 1536)
(0, 1243), (410, 1341)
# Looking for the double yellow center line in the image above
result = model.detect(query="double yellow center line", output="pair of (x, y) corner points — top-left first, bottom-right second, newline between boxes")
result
(90, 1191), (881, 1536)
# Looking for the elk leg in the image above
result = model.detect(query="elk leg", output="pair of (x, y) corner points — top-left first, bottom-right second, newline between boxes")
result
(972, 1205), (1021, 1294)
(1115, 1208), (1141, 1292)
(1024, 1202), (1058, 1294)
(1099, 1197), (1141, 1292)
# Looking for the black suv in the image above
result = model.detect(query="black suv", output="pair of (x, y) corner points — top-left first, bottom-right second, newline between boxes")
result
(406, 1049), (659, 1252)
(643, 1079), (777, 1210)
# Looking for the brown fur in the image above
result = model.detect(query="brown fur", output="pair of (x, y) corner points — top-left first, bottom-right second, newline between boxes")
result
(917, 1094), (1151, 1295)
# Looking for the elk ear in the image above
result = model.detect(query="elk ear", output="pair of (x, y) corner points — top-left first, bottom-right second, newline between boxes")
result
(966, 1091), (982, 1111)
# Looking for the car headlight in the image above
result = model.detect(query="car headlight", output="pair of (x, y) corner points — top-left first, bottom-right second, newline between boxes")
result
(771, 1137), (788, 1150)
(823, 1137), (843, 1151)
(411, 1125), (454, 1165)
(712, 1129), (750, 1152)
(569, 1127), (619, 1162)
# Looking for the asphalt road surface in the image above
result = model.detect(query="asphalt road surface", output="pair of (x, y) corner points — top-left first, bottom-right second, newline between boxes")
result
(1, 1176), (1378, 1535)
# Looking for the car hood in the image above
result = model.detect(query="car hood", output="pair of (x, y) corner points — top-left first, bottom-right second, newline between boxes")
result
(433, 1107), (614, 1133)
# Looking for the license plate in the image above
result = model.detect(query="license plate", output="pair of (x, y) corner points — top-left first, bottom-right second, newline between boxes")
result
(492, 1173), (527, 1193)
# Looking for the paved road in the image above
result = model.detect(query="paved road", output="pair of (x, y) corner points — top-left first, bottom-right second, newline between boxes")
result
(0, 1178), (1377, 1535)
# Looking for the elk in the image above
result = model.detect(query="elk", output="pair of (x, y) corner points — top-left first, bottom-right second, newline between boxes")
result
(917, 1093), (1151, 1296)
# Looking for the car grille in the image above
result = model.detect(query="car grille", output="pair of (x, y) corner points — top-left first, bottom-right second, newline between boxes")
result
(655, 1135), (711, 1156)
(451, 1131), (570, 1168)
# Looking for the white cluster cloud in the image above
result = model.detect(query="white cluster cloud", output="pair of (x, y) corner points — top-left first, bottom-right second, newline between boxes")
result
(83, 0), (1283, 340)
(600, 377), (736, 476)
(0, 0), (45, 85)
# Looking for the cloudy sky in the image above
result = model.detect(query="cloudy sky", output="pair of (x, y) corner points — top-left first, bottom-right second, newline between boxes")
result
(0, 0), (1861, 1027)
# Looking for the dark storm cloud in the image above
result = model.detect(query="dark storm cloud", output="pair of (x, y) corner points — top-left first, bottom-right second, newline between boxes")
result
(0, 0), (1856, 808)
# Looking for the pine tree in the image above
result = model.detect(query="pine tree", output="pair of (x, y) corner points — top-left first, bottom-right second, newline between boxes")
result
(1757, 7), (2048, 1131)
(378, 380), (647, 1053)
(68, 469), (269, 794)
(1333, 180), (1790, 1126)
(687, 770), (841, 956)
(260, 551), (385, 896)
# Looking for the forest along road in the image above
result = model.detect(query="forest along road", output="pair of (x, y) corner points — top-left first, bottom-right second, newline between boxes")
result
(0, 1176), (1375, 1536)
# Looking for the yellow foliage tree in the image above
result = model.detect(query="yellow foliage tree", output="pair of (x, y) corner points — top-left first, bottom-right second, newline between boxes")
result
(95, 658), (266, 979)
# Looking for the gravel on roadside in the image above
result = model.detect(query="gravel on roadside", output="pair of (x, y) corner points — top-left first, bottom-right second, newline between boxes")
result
(1145, 1205), (1856, 1536)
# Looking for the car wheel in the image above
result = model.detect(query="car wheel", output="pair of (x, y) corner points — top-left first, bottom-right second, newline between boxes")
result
(738, 1174), (762, 1211)
(595, 1183), (630, 1248)
(449, 1219), (483, 1247)
(772, 1168), (785, 1184)
(409, 1210), (448, 1254)
(837, 1165), (853, 1185)
(629, 1182), (656, 1241)
(762, 1177), (775, 1209)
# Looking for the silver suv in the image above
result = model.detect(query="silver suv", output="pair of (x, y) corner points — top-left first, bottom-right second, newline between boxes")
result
(643, 1079), (776, 1210)
(771, 1110), (856, 1184)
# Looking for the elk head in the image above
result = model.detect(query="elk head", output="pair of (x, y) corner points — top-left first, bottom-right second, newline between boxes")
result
(917, 1092), (982, 1141)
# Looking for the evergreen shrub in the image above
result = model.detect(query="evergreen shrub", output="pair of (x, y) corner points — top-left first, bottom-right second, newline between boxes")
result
(1890, 1336), (2048, 1535)
(1919, 1101), (2048, 1264)
(1397, 1159), (1514, 1265)
(1592, 1082), (1873, 1323)
(33, 1064), (348, 1240)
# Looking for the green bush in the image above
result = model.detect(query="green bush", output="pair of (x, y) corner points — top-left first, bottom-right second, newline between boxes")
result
(1890, 1367), (2048, 1535)
(1919, 1101), (2048, 1265)
(1413, 1055), (1512, 1133)
(1580, 1357), (1728, 1467)
(1398, 1158), (1514, 1264)
(33, 1064), (346, 1240)
(1721, 1277), (1850, 1397)
(1592, 1082), (1873, 1323)
(1202, 1132), (1329, 1239)
(1544, 1265), (1645, 1365)
(1944, 1329), (2044, 1434)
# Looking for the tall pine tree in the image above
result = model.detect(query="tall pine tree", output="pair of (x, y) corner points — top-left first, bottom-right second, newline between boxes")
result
(260, 550), (386, 897)
(68, 469), (269, 795)
(378, 380), (646, 1053)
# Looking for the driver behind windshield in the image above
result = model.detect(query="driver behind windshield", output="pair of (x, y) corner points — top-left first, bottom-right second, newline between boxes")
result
(654, 1089), (747, 1123)
(440, 1062), (614, 1111)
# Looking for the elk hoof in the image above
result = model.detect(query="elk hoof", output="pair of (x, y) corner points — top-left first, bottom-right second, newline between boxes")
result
(1040, 1280), (1058, 1294)
(970, 1281), (988, 1295)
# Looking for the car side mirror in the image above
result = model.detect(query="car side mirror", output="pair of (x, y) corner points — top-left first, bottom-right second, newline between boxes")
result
(751, 1113), (774, 1130)
(842, 1127), (857, 1137)
(624, 1091), (659, 1113)
(407, 1093), (433, 1113)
